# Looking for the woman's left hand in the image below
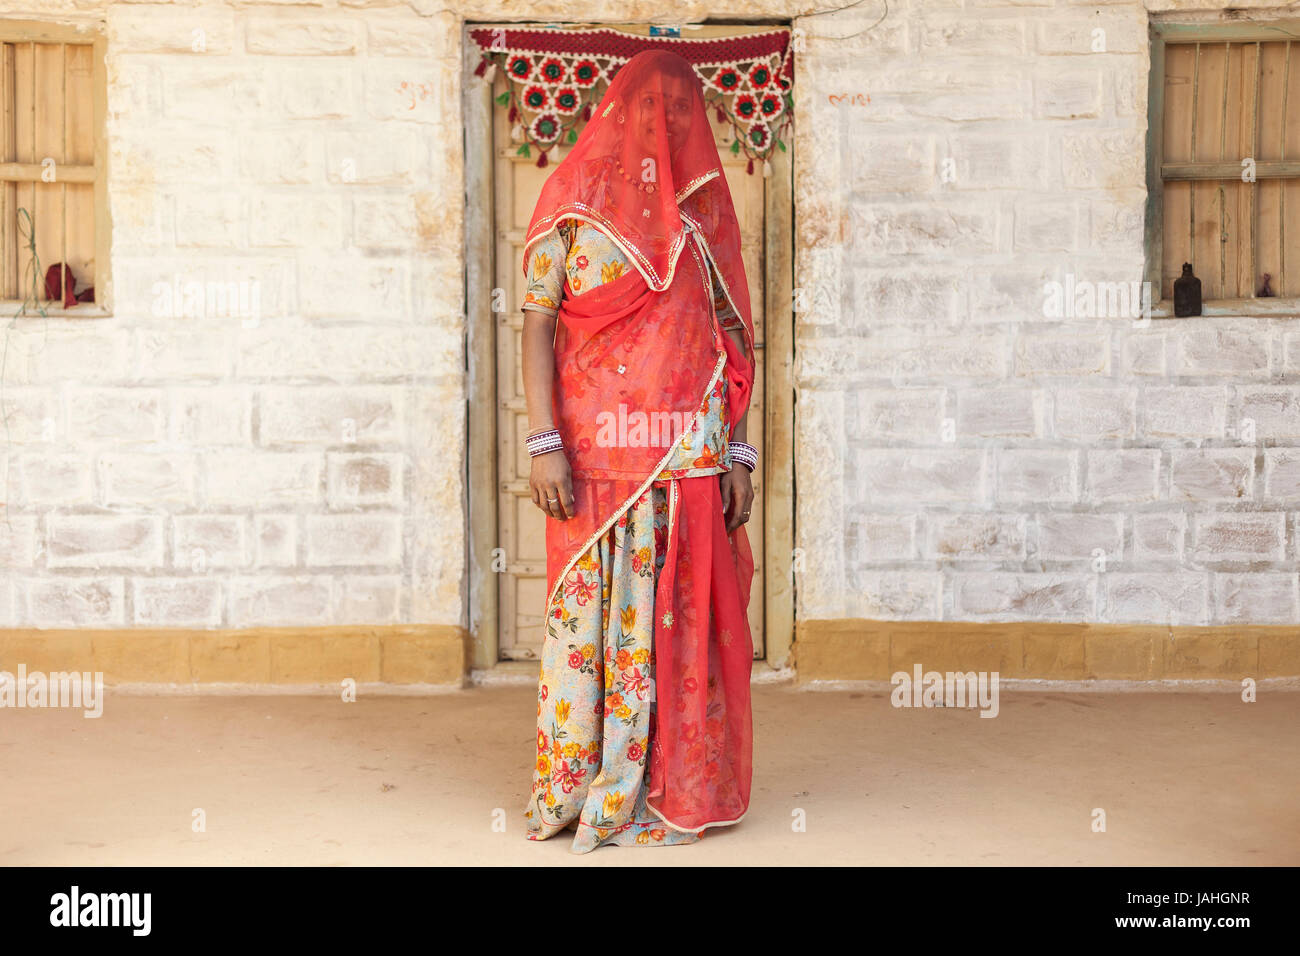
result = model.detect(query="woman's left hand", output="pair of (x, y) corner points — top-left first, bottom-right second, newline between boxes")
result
(719, 467), (754, 533)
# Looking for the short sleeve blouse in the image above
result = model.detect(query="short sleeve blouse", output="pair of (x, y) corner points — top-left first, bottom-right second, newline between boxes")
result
(522, 218), (745, 332)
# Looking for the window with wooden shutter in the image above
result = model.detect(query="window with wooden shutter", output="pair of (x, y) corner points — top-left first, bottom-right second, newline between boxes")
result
(1147, 20), (1300, 307)
(0, 20), (109, 315)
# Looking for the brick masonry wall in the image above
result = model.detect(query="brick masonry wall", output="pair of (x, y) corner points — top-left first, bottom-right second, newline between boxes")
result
(0, 0), (1294, 634)
(1, 0), (468, 629)
(792, 0), (1300, 627)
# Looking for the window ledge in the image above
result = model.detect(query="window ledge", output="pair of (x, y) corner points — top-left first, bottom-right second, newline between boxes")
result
(1148, 296), (1300, 320)
(0, 301), (111, 320)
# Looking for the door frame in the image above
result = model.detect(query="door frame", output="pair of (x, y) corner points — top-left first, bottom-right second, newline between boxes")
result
(462, 20), (796, 672)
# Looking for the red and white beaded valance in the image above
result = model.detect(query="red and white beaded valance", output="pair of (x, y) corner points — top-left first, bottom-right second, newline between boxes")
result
(468, 26), (794, 175)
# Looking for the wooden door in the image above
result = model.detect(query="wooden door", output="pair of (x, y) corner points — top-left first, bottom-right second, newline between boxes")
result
(493, 30), (768, 661)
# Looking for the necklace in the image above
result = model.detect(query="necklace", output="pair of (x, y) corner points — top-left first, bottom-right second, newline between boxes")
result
(616, 162), (656, 195)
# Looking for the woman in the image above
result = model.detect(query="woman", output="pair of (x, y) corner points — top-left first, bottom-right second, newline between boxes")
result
(519, 50), (759, 852)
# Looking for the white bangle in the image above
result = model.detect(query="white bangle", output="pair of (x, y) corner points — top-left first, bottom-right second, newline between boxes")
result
(728, 441), (757, 472)
(526, 428), (563, 457)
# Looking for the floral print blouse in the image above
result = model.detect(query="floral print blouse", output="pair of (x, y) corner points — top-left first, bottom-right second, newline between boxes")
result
(522, 218), (746, 333)
(524, 218), (739, 479)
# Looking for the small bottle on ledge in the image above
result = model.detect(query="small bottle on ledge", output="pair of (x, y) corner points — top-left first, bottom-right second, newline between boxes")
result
(1173, 262), (1201, 317)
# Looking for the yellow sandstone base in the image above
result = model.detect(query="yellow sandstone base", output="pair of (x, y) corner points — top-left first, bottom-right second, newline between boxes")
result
(0, 625), (468, 686)
(793, 619), (1300, 682)
(3, 621), (1295, 685)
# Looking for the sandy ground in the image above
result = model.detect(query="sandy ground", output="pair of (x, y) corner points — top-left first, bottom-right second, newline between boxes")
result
(3, 681), (1298, 866)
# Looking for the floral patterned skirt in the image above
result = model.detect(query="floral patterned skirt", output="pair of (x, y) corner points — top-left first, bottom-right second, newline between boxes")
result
(524, 479), (707, 852)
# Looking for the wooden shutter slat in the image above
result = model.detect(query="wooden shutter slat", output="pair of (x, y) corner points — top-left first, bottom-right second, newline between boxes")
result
(65, 41), (93, 296)
(0, 162), (94, 182)
(33, 42), (64, 300)
(1, 42), (13, 299)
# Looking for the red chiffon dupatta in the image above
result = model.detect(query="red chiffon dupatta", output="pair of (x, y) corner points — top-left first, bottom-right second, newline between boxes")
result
(523, 51), (757, 835)
(646, 474), (755, 831)
(645, 253), (756, 833)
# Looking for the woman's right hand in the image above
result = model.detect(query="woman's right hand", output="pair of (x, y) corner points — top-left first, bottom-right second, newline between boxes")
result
(530, 450), (575, 520)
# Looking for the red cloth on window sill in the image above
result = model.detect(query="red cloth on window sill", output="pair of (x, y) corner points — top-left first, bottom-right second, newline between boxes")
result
(44, 263), (93, 307)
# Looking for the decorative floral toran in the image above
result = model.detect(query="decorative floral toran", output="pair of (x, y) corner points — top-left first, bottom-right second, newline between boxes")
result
(469, 26), (794, 174)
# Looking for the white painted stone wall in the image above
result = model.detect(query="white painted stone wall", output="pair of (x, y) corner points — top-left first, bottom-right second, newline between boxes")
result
(794, 0), (1300, 627)
(0, 0), (1294, 634)
(1, 0), (467, 629)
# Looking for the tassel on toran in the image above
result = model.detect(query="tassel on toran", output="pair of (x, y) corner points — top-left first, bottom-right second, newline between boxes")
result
(537, 151), (549, 168)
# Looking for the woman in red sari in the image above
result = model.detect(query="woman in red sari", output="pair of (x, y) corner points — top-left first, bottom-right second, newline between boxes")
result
(519, 50), (759, 852)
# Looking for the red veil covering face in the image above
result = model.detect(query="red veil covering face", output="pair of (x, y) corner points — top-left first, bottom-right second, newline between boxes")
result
(522, 50), (757, 833)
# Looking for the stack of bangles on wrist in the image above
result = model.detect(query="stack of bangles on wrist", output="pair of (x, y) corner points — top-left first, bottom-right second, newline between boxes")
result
(528, 428), (756, 474)
(729, 441), (758, 473)
(525, 426), (563, 457)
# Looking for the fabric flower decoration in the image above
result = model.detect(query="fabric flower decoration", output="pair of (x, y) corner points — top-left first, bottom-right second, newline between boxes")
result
(539, 57), (567, 83)
(733, 93), (758, 121)
(530, 112), (561, 143)
(507, 55), (531, 81)
(712, 67), (742, 92)
(572, 59), (600, 87)
(522, 84), (548, 110)
(554, 86), (581, 114)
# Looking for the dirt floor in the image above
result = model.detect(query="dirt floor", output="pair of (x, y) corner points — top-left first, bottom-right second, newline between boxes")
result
(3, 681), (1298, 865)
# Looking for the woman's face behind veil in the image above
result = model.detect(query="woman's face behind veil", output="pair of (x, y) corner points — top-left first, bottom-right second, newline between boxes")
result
(629, 72), (695, 162)
(525, 51), (739, 294)
(614, 54), (703, 195)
